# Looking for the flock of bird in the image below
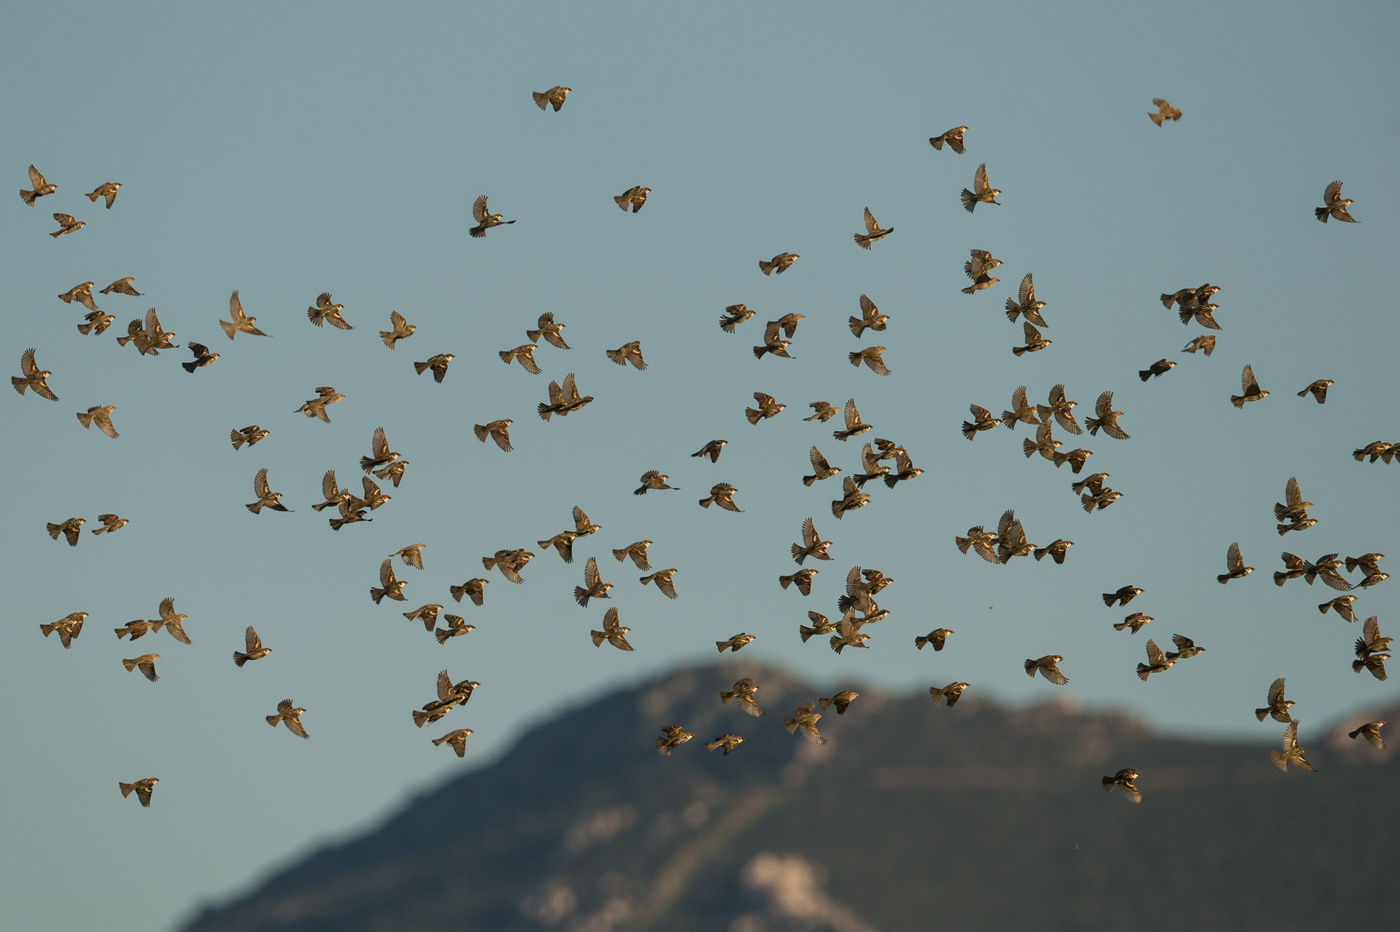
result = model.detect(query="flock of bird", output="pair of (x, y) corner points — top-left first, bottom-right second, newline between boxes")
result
(19, 91), (1387, 812)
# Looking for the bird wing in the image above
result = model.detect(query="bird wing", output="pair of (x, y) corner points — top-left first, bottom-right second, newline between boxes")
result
(379, 559), (396, 587)
(583, 556), (600, 588)
(863, 207), (879, 234)
(1145, 639), (1166, 665)
(245, 626), (261, 652)
(1241, 364), (1257, 392)
(843, 399), (862, 429)
(1095, 391), (1115, 418)
(253, 467), (271, 498)
(973, 162), (989, 194)
(321, 469), (340, 498)
(801, 516), (818, 547)
(372, 427), (389, 459)
(1018, 273), (1034, 306)
(1267, 677), (1286, 706)
(1226, 541), (1242, 572)
(28, 165), (46, 187)
(472, 195), (490, 223)
(229, 291), (246, 322)
(1323, 180), (1343, 205)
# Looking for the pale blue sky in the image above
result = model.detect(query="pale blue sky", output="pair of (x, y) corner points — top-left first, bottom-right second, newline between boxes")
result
(4, 2), (1397, 929)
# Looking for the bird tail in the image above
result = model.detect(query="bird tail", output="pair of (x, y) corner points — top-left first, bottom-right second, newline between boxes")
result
(1012, 345), (1027, 357)
(929, 136), (945, 150)
(589, 630), (606, 647)
(914, 635), (930, 650)
(744, 407), (761, 425)
(219, 318), (238, 340)
(960, 189), (977, 212)
(434, 629), (451, 645)
(573, 587), (591, 606)
(1269, 749), (1289, 771)
(848, 351), (862, 368)
(119, 781), (135, 797)
(1230, 394), (1245, 409)
(715, 640), (729, 652)
(40, 623), (56, 637)
(469, 225), (486, 238)
(1022, 439), (1038, 459)
(370, 587), (386, 604)
(230, 429), (247, 450)
(960, 421), (978, 440)
(536, 403), (554, 422)
(1101, 593), (1118, 606)
(1024, 659), (1037, 677)
(1355, 637), (1370, 656)
(855, 234), (870, 249)
(1033, 548), (1046, 562)
(412, 710), (430, 728)
(960, 284), (976, 295)
(233, 652), (249, 667)
(1138, 369), (1151, 382)
(1254, 708), (1269, 721)
(759, 259), (774, 276)
(75, 410), (93, 428)
(1004, 300), (1021, 322)
(1136, 664), (1152, 681)
(413, 360), (430, 375)
(122, 658), (139, 672)
(532, 91), (548, 109)
(1102, 776), (1115, 791)
(246, 502), (262, 514)
(1081, 493), (1097, 513)
(1314, 206), (1329, 222)
(699, 497), (713, 509)
(181, 361), (198, 373)
(1149, 112), (1165, 126)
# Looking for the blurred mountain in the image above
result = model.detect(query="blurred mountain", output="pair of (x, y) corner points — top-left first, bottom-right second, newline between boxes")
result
(179, 661), (1395, 932)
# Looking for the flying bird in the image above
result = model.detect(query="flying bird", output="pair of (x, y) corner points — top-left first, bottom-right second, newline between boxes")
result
(118, 778), (159, 807)
(606, 340), (647, 369)
(1103, 768), (1143, 803)
(19, 165), (56, 205)
(182, 342), (219, 372)
(371, 559), (407, 604)
(720, 678), (764, 717)
(715, 632), (756, 653)
(1086, 391), (1128, 439)
(123, 653), (161, 682)
(77, 310), (115, 335)
(1005, 273), (1048, 326)
(433, 615), (475, 645)
(1270, 721), (1315, 772)
(58, 281), (98, 310)
(1218, 542), (1254, 584)
(1103, 585), (1144, 607)
(1011, 322), (1051, 357)
(469, 195), (516, 238)
(929, 125), (967, 152)
(307, 292), (352, 329)
(699, 482), (742, 512)
(1139, 359), (1176, 381)
(1231, 364), (1269, 407)
(449, 577), (489, 605)
(1182, 335), (1216, 355)
(1025, 654), (1069, 685)
(1297, 379), (1333, 403)
(573, 556), (613, 606)
(47, 517), (85, 546)
(791, 516), (833, 563)
(85, 181), (121, 208)
(639, 568), (678, 599)
(13, 348), (58, 401)
(432, 729), (476, 757)
(849, 345), (892, 374)
(1148, 98), (1182, 125)
(655, 725), (693, 756)
(267, 699), (310, 738)
(1136, 639), (1176, 681)
(719, 304), (756, 333)
(819, 690), (860, 714)
(779, 568), (820, 596)
(1256, 677), (1295, 723)
(233, 627), (272, 666)
(853, 207), (893, 249)
(76, 405), (118, 438)
(783, 701), (829, 745)
(473, 419), (513, 452)
(614, 185), (650, 212)
(705, 734), (745, 755)
(832, 398), (871, 441)
(758, 252), (799, 276)
(929, 682), (969, 706)
(380, 310), (415, 349)
(960, 162), (1001, 212)
(92, 514), (128, 535)
(533, 85), (571, 111)
(100, 276), (141, 296)
(1348, 721), (1386, 750)
(1315, 180), (1357, 223)
(590, 607), (633, 651)
(246, 468), (291, 514)
(414, 353), (455, 382)
(692, 439), (727, 463)
(50, 212), (84, 237)
(526, 311), (569, 348)
(961, 404), (1002, 440)
(612, 540), (653, 570)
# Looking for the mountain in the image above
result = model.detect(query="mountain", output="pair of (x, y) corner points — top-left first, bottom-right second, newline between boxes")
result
(179, 661), (1395, 931)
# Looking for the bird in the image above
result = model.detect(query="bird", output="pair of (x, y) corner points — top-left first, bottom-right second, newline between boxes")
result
(267, 699), (310, 738)
(40, 611), (87, 649)
(1318, 595), (1358, 621)
(791, 517), (833, 564)
(1034, 539), (1075, 564)
(800, 611), (838, 643)
(1004, 273), (1048, 326)
(819, 690), (860, 714)
(1353, 653), (1390, 680)
(882, 447), (924, 488)
(1297, 379), (1333, 403)
(929, 682), (970, 706)
(76, 405), (118, 438)
(1179, 302), (1222, 330)
(154, 596), (190, 645)
(691, 439), (728, 463)
(961, 404), (1002, 440)
(1355, 616), (1393, 659)
(1002, 385), (1042, 431)
(1182, 335), (1216, 355)
(961, 256), (1000, 294)
(995, 510), (1034, 563)
(1166, 633), (1206, 662)
(753, 319), (794, 360)
(246, 468), (291, 514)
(614, 185), (650, 212)
(758, 252), (799, 275)
(830, 476), (871, 520)
(483, 548), (534, 584)
(1071, 472), (1109, 496)
(91, 514), (128, 535)
(76, 310), (115, 335)
(611, 540), (653, 571)
(293, 386), (345, 422)
(58, 281), (98, 310)
(13, 348), (58, 401)
(1256, 677), (1295, 723)
(380, 310), (415, 349)
(606, 340), (647, 370)
(182, 342), (219, 372)
(533, 85), (571, 111)
(1231, 364), (1269, 407)
(1086, 391), (1128, 439)
(1025, 655), (1069, 685)
(848, 294), (889, 338)
(1011, 322), (1051, 357)
(433, 615), (475, 645)
(854, 207), (893, 249)
(705, 734), (744, 755)
(783, 702), (828, 745)
(1082, 488), (1123, 513)
(526, 311), (569, 349)
(915, 628), (954, 651)
(639, 568), (678, 599)
(1102, 769), (1143, 803)
(1348, 721), (1386, 750)
(219, 290), (270, 340)
(804, 401), (839, 422)
(46, 517), (85, 546)
(1271, 721), (1315, 772)
(1345, 553), (1385, 576)
(1103, 585), (1144, 607)
(389, 543), (425, 570)
(719, 304), (756, 333)
(469, 195), (516, 238)
(432, 729), (476, 757)
(370, 559), (407, 604)
(572, 505), (601, 537)
(118, 778), (159, 807)
(720, 678), (764, 717)
(960, 162), (1001, 212)
(537, 373), (593, 420)
(655, 725), (693, 756)
(1218, 542), (1254, 583)
(449, 577), (489, 606)
(50, 212), (84, 237)
(306, 292), (352, 329)
(1114, 613), (1153, 634)
(1273, 477), (1314, 525)
(1148, 98), (1182, 125)
(1353, 441), (1393, 463)
(832, 398), (872, 441)
(1020, 421), (1061, 463)
(573, 556), (613, 606)
(1139, 359), (1176, 381)
(414, 353), (455, 382)
(537, 530), (579, 563)
(20, 165), (56, 205)
(473, 419), (513, 452)
(123, 653), (161, 682)
(929, 125), (967, 152)
(1039, 384), (1081, 434)
(699, 482), (742, 511)
(360, 427), (400, 474)
(1315, 180), (1357, 223)
(716, 632), (756, 653)
(590, 607), (633, 651)
(233, 627), (272, 666)
(1136, 639), (1176, 681)
(98, 276), (141, 297)
(849, 345), (892, 374)
(83, 181), (121, 208)
(499, 343), (541, 374)
(779, 568), (820, 596)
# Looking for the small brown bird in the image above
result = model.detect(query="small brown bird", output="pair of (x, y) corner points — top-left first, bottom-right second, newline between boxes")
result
(20, 165), (56, 205)
(854, 207), (893, 249)
(1166, 633), (1206, 662)
(791, 516), (833, 564)
(1136, 639), (1176, 681)
(233, 626), (272, 666)
(753, 319), (794, 360)
(293, 385), (345, 422)
(915, 628), (954, 651)
(370, 559), (407, 604)
(1139, 359), (1176, 381)
(47, 517), (85, 546)
(996, 510), (1034, 563)
(716, 632), (756, 653)
(819, 690), (860, 714)
(929, 682), (969, 706)
(499, 343), (542, 374)
(611, 540), (653, 571)
(779, 568), (820, 596)
(414, 353), (455, 382)
(805, 401), (839, 422)
(614, 185), (650, 212)
(1273, 477), (1313, 526)
(388, 543), (425, 571)
(99, 276), (141, 297)
(655, 725), (693, 756)
(483, 548), (535, 584)
(469, 195), (516, 238)
(1082, 488), (1123, 513)
(1114, 613), (1153, 634)
(759, 252), (799, 276)
(433, 615), (475, 645)
(832, 398), (871, 441)
(960, 162), (1001, 212)
(50, 212), (84, 237)
(639, 568), (678, 599)
(929, 125), (967, 153)
(1102, 768), (1143, 803)
(691, 439), (728, 463)
(537, 530), (578, 563)
(359, 427), (400, 475)
(883, 448), (924, 488)
(84, 181), (121, 208)
(114, 618), (162, 641)
(719, 304), (756, 333)
(537, 373), (594, 420)
(1348, 721), (1386, 750)
(1025, 654), (1069, 685)
(1179, 302), (1222, 330)
(380, 310), (415, 349)
(1317, 595), (1357, 621)
(473, 419), (513, 452)
(699, 482), (742, 512)
(572, 505), (601, 537)
(1353, 441), (1393, 463)
(432, 728), (476, 757)
(182, 342), (219, 372)
(153, 596), (189, 645)
(40, 611), (87, 649)
(1256, 677), (1294, 723)
(590, 607), (633, 651)
(830, 476), (870, 520)
(1271, 721), (1315, 772)
(1103, 585), (1144, 607)
(1315, 180), (1357, 223)
(800, 611), (838, 643)
(1071, 472), (1109, 496)
(1345, 553), (1385, 576)
(533, 85), (571, 111)
(307, 292), (352, 329)
(1353, 653), (1390, 680)
(1182, 335), (1216, 355)
(1354, 616), (1393, 659)
(1086, 391), (1128, 439)
(76, 405), (118, 438)
(1011, 322), (1051, 357)
(1297, 379), (1333, 403)
(574, 556), (613, 607)
(962, 403), (1002, 440)
(849, 294), (889, 337)
(449, 577), (489, 605)
(526, 311), (569, 349)
(267, 699), (310, 738)
(1034, 539), (1074, 565)
(1002, 385), (1042, 431)
(77, 310), (115, 335)
(849, 345), (892, 374)
(720, 678), (764, 717)
(1148, 98), (1182, 125)
(606, 340), (647, 370)
(705, 733), (744, 755)
(119, 777), (159, 807)
(1218, 542), (1254, 584)
(1039, 383), (1081, 435)
(1231, 364), (1269, 408)
(1004, 273), (1048, 327)
(219, 291), (270, 339)
(13, 348), (58, 401)
(58, 281), (98, 311)
(784, 701), (828, 745)
(123, 653), (161, 682)
(246, 468), (291, 514)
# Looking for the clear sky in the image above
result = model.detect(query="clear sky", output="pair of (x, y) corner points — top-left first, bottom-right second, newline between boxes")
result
(4, 2), (1397, 929)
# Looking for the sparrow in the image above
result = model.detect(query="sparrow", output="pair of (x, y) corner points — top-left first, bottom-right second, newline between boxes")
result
(792, 517), (834, 564)
(246, 468), (291, 514)
(309, 469), (353, 514)
(639, 568), (678, 599)
(1055, 448), (1093, 477)
(13, 348), (58, 401)
(1086, 391), (1128, 439)
(961, 404), (1002, 440)
(118, 778), (159, 807)
(19, 165), (56, 205)
(915, 629), (954, 651)
(611, 540), (653, 570)
(1297, 379), (1333, 403)
(1355, 616), (1393, 658)
(1011, 322), (1051, 357)
(655, 725), (693, 756)
(482, 548), (534, 584)
(380, 310), (415, 349)
(753, 319), (794, 360)
(469, 195), (516, 238)
(1271, 721), (1315, 772)
(996, 509), (1033, 563)
(131, 307), (175, 355)
(715, 632), (756, 653)
(1034, 539), (1074, 564)
(50, 212), (84, 237)
(473, 419), (513, 452)
(359, 427), (400, 475)
(1022, 421), (1061, 462)
(758, 252), (799, 276)
(784, 702), (829, 745)
(1179, 302), (1222, 330)
(699, 482), (742, 511)
(1114, 613), (1153, 634)
(219, 290), (270, 339)
(1102, 585), (1144, 607)
(854, 207), (893, 249)
(606, 340), (647, 369)
(233, 627), (271, 666)
(1081, 488), (1123, 513)
(370, 559), (407, 604)
(590, 607), (633, 651)
(115, 618), (162, 641)
(1315, 180), (1357, 223)
(819, 690), (860, 714)
(1231, 364), (1269, 407)
(151, 596), (190, 645)
(1218, 542), (1254, 583)
(92, 513), (128, 535)
(573, 556), (613, 606)
(882, 448), (924, 488)
(98, 276), (140, 297)
(389, 543), (425, 570)
(1182, 335), (1216, 355)
(306, 292), (351, 329)
(1353, 654), (1390, 680)
(720, 678), (764, 717)
(537, 530), (579, 563)
(1136, 639), (1176, 681)
(1039, 384), (1081, 434)
(1148, 98), (1182, 125)
(267, 699), (310, 738)
(1307, 554), (1353, 592)
(433, 615), (475, 645)
(719, 304), (756, 333)
(1353, 441), (1393, 463)
(329, 500), (372, 531)
(849, 345), (891, 374)
(1273, 476), (1313, 525)
(929, 125), (967, 152)
(1005, 273), (1048, 326)
(705, 734), (745, 755)
(849, 294), (889, 337)
(58, 281), (98, 310)
(929, 682), (969, 706)
(1255, 677), (1294, 723)
(805, 401), (839, 422)
(76, 310), (115, 335)
(1002, 385), (1042, 431)
(1345, 553), (1385, 576)
(1139, 359), (1176, 381)
(533, 85), (571, 111)
(1025, 654), (1069, 685)
(432, 729), (476, 757)
(76, 405), (118, 438)
(614, 185), (650, 212)
(123, 653), (161, 682)
(1348, 721), (1386, 750)
(449, 577), (489, 605)
(47, 517), (85, 546)
(832, 398), (872, 441)
(293, 386), (345, 422)
(779, 568), (820, 596)
(1102, 768), (1143, 804)
(1317, 595), (1358, 621)
(182, 342), (219, 372)
(39, 611), (87, 649)
(572, 505), (601, 536)
(526, 311), (569, 348)
(1071, 472), (1109, 496)
(85, 181), (121, 208)
(800, 611), (838, 643)
(1166, 633), (1206, 661)
(414, 353), (455, 382)
(499, 343), (541, 374)
(692, 439), (728, 463)
(537, 373), (593, 420)
(830, 476), (870, 520)
(960, 162), (1001, 212)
